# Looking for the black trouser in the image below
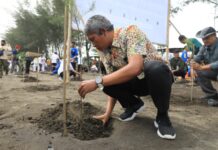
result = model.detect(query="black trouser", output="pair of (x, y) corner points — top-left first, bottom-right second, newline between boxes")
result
(173, 70), (186, 79)
(59, 71), (75, 79)
(196, 70), (218, 99)
(3, 60), (9, 75)
(71, 62), (77, 77)
(103, 61), (173, 114)
(25, 60), (32, 74)
(52, 63), (56, 71)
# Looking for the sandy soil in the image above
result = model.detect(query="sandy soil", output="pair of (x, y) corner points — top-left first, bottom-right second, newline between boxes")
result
(0, 72), (218, 150)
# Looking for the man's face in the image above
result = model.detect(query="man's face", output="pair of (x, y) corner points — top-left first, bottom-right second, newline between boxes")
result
(202, 34), (217, 46)
(174, 52), (179, 58)
(87, 33), (111, 51)
(180, 39), (186, 44)
(71, 43), (75, 47)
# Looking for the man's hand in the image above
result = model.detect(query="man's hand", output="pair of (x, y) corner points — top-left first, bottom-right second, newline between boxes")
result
(78, 80), (98, 98)
(191, 61), (202, 70)
(191, 61), (211, 71)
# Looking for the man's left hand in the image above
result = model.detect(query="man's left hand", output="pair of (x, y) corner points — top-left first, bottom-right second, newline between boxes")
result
(191, 62), (202, 70)
(78, 80), (98, 98)
(192, 62), (211, 71)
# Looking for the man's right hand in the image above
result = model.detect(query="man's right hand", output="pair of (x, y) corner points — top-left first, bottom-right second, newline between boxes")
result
(93, 113), (110, 125)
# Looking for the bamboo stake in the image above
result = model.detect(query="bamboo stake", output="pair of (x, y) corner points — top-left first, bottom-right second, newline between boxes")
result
(165, 0), (171, 63)
(169, 20), (181, 35)
(190, 68), (194, 102)
(66, 1), (72, 83)
(63, 3), (69, 137)
(80, 97), (83, 135)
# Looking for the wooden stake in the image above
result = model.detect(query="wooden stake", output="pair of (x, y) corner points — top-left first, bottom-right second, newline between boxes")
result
(63, 3), (69, 137)
(190, 68), (194, 102)
(169, 20), (181, 35)
(165, 0), (171, 63)
(66, 1), (72, 83)
(80, 97), (83, 134)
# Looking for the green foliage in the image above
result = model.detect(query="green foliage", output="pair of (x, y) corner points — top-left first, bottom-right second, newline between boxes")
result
(4, 0), (71, 53)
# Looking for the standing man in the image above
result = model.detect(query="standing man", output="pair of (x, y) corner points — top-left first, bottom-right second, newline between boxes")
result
(70, 42), (78, 77)
(10, 44), (20, 74)
(192, 27), (218, 106)
(40, 55), (46, 72)
(78, 15), (176, 139)
(16, 47), (26, 75)
(178, 35), (202, 56)
(0, 40), (11, 78)
(51, 52), (59, 71)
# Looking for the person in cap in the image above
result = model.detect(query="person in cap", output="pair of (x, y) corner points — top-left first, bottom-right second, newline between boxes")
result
(170, 49), (188, 80)
(178, 35), (202, 57)
(192, 27), (218, 106)
(78, 15), (176, 139)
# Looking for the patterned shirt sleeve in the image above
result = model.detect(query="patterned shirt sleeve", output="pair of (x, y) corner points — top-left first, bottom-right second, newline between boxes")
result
(125, 25), (162, 62)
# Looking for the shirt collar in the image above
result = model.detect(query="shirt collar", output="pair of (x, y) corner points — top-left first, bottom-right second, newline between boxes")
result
(101, 28), (122, 54)
(111, 28), (122, 48)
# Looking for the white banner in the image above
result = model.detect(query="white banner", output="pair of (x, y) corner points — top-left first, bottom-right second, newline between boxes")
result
(76, 0), (169, 45)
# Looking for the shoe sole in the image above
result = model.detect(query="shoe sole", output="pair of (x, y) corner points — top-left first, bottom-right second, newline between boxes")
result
(157, 130), (176, 140)
(154, 121), (176, 140)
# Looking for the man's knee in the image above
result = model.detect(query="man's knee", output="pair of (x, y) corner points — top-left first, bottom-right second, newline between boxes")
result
(144, 61), (170, 76)
(196, 70), (218, 81)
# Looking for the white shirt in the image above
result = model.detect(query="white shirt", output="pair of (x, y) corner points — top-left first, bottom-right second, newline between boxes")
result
(77, 56), (82, 65)
(39, 56), (46, 64)
(58, 60), (75, 75)
(33, 58), (39, 65)
(51, 53), (59, 64)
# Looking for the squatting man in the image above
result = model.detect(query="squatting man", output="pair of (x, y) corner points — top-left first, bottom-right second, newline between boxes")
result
(78, 15), (176, 140)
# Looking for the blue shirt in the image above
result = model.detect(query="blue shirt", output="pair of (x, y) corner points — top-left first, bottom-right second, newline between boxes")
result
(181, 50), (188, 63)
(71, 47), (78, 62)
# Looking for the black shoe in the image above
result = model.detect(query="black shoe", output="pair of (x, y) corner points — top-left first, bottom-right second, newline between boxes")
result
(200, 95), (216, 100)
(208, 99), (218, 106)
(119, 101), (144, 122)
(154, 115), (176, 140)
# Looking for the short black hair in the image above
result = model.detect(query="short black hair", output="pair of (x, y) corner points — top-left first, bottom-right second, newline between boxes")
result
(178, 35), (186, 42)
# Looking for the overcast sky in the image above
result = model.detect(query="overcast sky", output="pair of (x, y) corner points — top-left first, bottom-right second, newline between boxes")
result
(0, 0), (217, 47)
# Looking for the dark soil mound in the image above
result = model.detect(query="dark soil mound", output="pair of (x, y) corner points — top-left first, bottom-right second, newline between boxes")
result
(32, 101), (113, 140)
(24, 85), (61, 92)
(21, 76), (39, 82)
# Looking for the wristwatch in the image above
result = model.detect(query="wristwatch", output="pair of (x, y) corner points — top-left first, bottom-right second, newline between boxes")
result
(95, 76), (104, 90)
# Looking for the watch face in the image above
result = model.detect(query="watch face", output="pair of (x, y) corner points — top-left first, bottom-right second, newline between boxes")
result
(96, 76), (103, 84)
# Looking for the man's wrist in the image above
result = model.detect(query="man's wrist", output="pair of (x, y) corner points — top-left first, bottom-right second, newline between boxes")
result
(95, 76), (104, 90)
